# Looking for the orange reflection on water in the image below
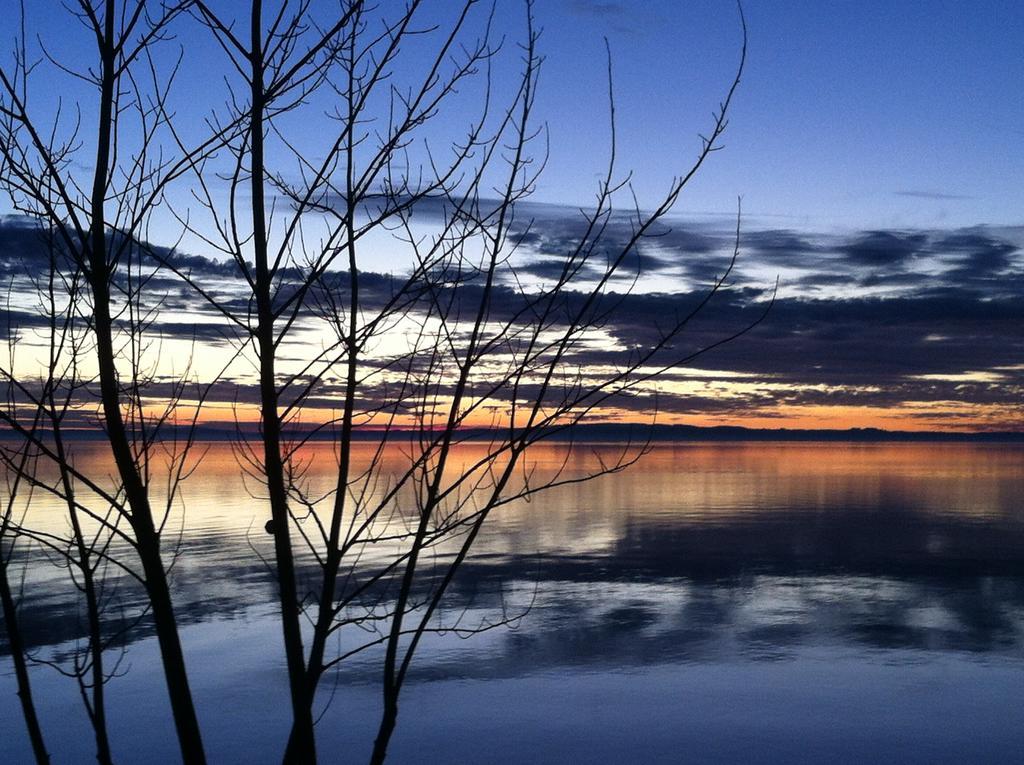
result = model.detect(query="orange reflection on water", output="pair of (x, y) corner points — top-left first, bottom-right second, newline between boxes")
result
(9, 440), (1024, 553)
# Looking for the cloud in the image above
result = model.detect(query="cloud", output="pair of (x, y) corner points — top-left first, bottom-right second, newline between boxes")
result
(931, 231), (1018, 283)
(567, 1), (627, 18)
(839, 231), (928, 266)
(1, 210), (1021, 429)
(744, 229), (824, 258)
(894, 190), (974, 201)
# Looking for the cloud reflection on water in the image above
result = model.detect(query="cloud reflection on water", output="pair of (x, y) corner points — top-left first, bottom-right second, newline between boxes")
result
(5, 442), (1024, 675)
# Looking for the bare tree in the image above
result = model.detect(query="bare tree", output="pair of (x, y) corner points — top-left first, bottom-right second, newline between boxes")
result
(1, 1), (763, 763)
(175, 2), (759, 763)
(1, 287), (50, 764)
(42, 230), (118, 764)
(0, 2), (222, 761)
(0, 225), (126, 763)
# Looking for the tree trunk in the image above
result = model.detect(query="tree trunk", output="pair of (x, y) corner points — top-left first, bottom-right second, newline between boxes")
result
(85, 5), (206, 760)
(0, 560), (50, 765)
(369, 700), (398, 765)
(248, 3), (316, 761)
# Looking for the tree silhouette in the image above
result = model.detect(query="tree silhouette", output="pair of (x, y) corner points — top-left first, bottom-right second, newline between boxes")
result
(0, 1), (760, 763)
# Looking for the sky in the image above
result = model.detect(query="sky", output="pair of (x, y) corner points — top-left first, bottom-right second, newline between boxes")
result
(0, 0), (1021, 432)
(12, 0), (1022, 229)
(528, 0), (1024, 230)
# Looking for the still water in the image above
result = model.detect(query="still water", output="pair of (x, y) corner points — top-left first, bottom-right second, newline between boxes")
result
(3, 442), (1024, 763)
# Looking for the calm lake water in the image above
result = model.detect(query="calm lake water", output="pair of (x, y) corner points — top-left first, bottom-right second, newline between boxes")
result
(3, 441), (1024, 763)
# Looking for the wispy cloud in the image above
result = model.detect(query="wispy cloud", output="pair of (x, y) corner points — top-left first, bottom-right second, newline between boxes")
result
(566, 1), (628, 19)
(894, 190), (974, 201)
(563, 0), (645, 38)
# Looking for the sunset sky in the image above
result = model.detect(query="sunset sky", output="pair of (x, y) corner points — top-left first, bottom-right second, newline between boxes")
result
(0, 0), (1021, 432)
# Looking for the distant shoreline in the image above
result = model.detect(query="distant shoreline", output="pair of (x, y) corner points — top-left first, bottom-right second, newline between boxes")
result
(7, 423), (1023, 443)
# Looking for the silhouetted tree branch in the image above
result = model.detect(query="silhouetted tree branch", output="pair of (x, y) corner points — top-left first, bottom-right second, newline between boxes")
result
(0, 3), (763, 764)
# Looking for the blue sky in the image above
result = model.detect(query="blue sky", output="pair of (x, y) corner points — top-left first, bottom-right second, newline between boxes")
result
(522, 0), (1024, 230)
(7, 0), (1022, 231)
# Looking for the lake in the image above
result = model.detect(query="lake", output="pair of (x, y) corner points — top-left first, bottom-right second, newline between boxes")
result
(3, 441), (1024, 763)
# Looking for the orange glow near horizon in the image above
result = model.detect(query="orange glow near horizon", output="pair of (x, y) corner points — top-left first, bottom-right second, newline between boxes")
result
(609, 404), (1023, 433)
(137, 399), (1021, 434)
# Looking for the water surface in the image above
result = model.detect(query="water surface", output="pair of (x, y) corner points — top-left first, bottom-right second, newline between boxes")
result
(3, 442), (1024, 763)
